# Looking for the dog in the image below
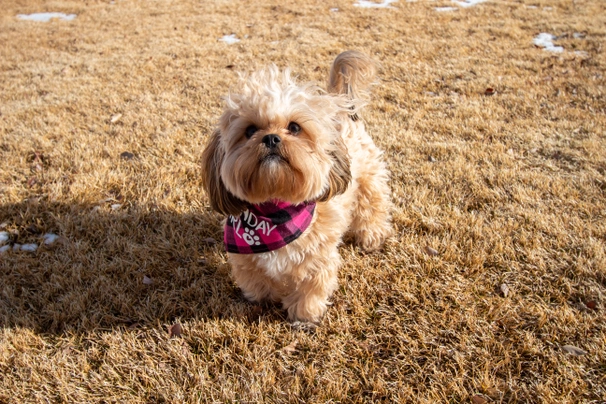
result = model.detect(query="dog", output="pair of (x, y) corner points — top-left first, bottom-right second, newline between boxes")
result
(201, 50), (392, 323)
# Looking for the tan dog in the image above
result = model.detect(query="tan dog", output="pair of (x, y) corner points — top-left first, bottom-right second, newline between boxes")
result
(202, 51), (392, 323)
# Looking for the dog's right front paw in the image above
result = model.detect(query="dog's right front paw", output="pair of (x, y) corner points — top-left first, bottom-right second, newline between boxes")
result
(290, 321), (318, 333)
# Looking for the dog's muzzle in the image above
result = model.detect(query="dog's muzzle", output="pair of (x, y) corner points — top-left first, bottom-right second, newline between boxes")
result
(262, 134), (281, 149)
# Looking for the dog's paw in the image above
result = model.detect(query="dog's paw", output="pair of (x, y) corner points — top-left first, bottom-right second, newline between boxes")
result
(290, 321), (318, 333)
(355, 226), (392, 252)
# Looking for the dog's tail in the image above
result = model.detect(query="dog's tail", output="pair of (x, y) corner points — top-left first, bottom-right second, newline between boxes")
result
(328, 50), (376, 105)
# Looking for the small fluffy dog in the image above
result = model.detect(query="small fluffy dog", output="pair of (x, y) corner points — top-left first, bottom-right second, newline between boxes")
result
(202, 51), (392, 323)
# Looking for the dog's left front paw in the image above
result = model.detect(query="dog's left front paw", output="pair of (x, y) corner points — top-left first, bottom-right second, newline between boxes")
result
(285, 296), (328, 324)
(355, 226), (393, 252)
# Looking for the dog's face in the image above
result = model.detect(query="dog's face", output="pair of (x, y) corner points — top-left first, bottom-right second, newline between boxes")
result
(202, 67), (352, 216)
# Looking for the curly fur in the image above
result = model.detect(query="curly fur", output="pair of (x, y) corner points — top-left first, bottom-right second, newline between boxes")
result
(201, 50), (393, 323)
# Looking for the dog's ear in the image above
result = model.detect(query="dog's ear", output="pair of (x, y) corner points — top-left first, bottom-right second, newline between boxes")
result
(201, 130), (248, 216)
(317, 135), (352, 202)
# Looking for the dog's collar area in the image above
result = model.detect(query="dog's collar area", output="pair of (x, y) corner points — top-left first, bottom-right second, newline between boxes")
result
(224, 200), (316, 254)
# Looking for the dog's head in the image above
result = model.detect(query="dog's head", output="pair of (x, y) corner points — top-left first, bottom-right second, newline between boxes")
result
(202, 67), (353, 216)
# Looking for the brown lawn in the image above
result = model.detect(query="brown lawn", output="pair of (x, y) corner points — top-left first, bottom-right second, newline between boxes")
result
(1, 0), (605, 402)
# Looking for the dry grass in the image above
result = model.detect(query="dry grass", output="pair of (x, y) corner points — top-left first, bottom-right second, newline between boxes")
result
(1, 0), (605, 402)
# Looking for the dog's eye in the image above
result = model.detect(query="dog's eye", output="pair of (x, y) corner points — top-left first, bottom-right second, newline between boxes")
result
(245, 125), (258, 139)
(287, 122), (301, 134)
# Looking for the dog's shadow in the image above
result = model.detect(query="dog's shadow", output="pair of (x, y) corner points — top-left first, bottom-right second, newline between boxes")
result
(0, 199), (285, 334)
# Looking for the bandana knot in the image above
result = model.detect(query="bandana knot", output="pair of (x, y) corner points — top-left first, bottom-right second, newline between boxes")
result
(224, 200), (316, 254)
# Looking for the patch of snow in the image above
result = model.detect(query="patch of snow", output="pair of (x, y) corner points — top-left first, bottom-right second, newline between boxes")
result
(330, 8), (339, 12)
(111, 204), (122, 210)
(574, 50), (589, 57)
(436, 6), (458, 11)
(0, 245), (10, 254)
(573, 32), (586, 39)
(354, 0), (398, 8)
(13, 244), (22, 251)
(526, 5), (538, 9)
(452, 0), (486, 7)
(533, 33), (563, 53)
(43, 233), (60, 245)
(21, 243), (38, 252)
(219, 34), (240, 45)
(0, 231), (9, 245)
(17, 12), (76, 22)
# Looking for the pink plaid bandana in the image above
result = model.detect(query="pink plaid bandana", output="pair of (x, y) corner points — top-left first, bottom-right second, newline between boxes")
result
(224, 200), (316, 254)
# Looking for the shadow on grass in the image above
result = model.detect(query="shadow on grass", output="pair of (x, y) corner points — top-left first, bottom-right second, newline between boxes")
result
(0, 199), (285, 334)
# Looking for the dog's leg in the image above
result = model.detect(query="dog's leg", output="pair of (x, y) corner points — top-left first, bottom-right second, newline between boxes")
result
(350, 146), (393, 251)
(282, 249), (341, 323)
(230, 259), (278, 303)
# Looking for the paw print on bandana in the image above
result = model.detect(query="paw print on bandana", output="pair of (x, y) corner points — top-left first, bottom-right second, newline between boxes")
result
(243, 228), (261, 246)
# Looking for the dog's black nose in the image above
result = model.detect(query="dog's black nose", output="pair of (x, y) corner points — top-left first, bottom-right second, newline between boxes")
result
(262, 134), (281, 149)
